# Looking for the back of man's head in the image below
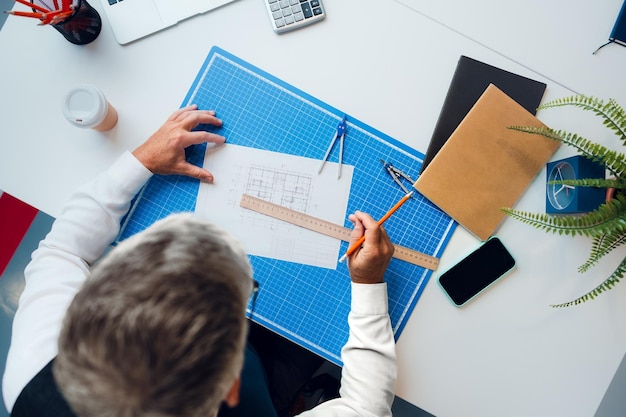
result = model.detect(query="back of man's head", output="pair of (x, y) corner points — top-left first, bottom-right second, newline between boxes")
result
(54, 214), (254, 417)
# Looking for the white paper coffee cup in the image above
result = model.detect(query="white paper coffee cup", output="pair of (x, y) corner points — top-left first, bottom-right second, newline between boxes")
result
(63, 84), (118, 131)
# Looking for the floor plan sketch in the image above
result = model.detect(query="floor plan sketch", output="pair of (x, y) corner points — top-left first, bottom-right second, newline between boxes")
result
(247, 166), (312, 210)
(195, 144), (353, 269)
(241, 166), (313, 232)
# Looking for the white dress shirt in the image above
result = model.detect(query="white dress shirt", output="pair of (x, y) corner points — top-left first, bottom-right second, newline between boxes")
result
(2, 151), (397, 416)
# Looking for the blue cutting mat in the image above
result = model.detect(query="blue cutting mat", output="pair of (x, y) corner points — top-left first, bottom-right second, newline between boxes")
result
(119, 46), (456, 365)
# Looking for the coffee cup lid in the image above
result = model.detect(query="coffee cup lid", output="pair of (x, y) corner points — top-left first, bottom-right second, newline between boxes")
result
(63, 85), (108, 128)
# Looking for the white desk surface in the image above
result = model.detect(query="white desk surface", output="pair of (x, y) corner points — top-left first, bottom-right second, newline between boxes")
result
(1, 0), (625, 416)
(396, 0), (626, 105)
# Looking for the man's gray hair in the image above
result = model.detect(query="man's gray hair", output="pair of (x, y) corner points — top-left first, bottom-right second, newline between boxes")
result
(54, 213), (254, 417)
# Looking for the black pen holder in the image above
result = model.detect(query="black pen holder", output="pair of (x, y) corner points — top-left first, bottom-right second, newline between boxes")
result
(32, 0), (102, 45)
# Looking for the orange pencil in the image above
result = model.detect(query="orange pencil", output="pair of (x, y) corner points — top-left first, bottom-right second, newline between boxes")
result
(338, 191), (414, 263)
(4, 10), (44, 18)
(14, 0), (49, 13)
(40, 9), (72, 24)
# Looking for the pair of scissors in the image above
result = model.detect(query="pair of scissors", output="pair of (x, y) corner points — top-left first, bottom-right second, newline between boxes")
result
(318, 115), (347, 179)
(380, 159), (416, 195)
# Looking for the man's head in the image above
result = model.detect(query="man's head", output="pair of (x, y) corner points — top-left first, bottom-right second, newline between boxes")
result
(54, 214), (254, 417)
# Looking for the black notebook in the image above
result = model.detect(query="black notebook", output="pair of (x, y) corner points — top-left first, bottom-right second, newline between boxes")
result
(419, 56), (547, 174)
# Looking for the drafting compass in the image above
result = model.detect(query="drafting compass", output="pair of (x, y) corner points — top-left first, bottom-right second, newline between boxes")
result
(380, 160), (416, 195)
(318, 115), (347, 179)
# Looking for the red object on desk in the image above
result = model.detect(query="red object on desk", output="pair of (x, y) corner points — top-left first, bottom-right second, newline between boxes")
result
(0, 193), (38, 277)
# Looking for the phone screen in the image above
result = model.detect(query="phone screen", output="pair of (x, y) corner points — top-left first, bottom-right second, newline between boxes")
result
(438, 237), (516, 306)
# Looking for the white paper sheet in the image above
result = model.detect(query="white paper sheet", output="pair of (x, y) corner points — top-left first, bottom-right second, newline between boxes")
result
(194, 144), (354, 269)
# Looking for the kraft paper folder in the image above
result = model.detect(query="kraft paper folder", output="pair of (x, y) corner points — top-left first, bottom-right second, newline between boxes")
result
(420, 55), (547, 174)
(415, 84), (560, 241)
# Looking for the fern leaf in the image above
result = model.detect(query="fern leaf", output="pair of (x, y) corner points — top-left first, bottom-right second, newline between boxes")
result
(548, 178), (626, 190)
(550, 255), (626, 308)
(538, 95), (626, 145)
(507, 95), (626, 306)
(500, 194), (626, 238)
(507, 126), (626, 178)
(579, 231), (626, 273)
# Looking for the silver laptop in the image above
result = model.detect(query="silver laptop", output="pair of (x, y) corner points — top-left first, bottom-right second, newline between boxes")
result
(99, 0), (238, 45)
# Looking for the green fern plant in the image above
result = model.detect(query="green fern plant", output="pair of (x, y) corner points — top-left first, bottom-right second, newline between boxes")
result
(500, 95), (626, 307)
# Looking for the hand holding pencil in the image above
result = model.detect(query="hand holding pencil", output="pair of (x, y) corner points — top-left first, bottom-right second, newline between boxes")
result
(339, 191), (412, 263)
(344, 211), (396, 285)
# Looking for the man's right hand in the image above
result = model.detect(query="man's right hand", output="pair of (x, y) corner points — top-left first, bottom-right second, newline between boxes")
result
(346, 211), (395, 284)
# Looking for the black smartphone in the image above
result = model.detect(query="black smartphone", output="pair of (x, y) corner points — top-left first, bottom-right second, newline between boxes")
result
(438, 237), (516, 307)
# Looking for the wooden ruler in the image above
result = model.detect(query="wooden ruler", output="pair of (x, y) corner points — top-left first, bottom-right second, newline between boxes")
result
(240, 194), (439, 271)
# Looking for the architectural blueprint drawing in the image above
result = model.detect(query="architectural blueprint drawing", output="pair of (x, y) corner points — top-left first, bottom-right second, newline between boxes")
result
(195, 144), (354, 269)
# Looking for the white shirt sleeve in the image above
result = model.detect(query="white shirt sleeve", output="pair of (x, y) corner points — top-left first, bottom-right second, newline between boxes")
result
(2, 151), (152, 412)
(297, 282), (397, 417)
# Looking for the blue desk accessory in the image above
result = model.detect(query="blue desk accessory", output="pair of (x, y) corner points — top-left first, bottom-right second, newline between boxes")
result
(594, 0), (626, 53)
(546, 155), (606, 214)
(118, 46), (456, 365)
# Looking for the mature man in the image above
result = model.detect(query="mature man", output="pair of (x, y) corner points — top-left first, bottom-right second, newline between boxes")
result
(3, 105), (397, 417)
